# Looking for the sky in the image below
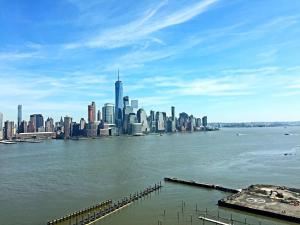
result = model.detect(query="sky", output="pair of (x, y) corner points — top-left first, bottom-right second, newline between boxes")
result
(0, 0), (300, 123)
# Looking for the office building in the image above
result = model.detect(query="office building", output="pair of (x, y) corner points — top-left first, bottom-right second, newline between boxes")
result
(130, 123), (142, 136)
(17, 105), (22, 133)
(97, 110), (101, 121)
(0, 112), (3, 140)
(196, 118), (202, 127)
(4, 121), (14, 140)
(115, 71), (123, 133)
(155, 112), (165, 133)
(19, 120), (27, 133)
(137, 108), (149, 133)
(123, 96), (129, 107)
(45, 118), (54, 132)
(29, 114), (44, 132)
(79, 118), (86, 130)
(148, 110), (156, 133)
(171, 106), (175, 121)
(202, 116), (208, 127)
(64, 116), (72, 139)
(88, 102), (96, 124)
(131, 100), (138, 109)
(102, 103), (115, 124)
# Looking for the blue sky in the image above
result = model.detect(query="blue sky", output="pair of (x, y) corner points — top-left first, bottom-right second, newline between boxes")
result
(0, 0), (300, 123)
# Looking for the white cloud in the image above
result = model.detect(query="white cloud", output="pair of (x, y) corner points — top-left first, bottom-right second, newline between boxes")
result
(64, 0), (219, 49)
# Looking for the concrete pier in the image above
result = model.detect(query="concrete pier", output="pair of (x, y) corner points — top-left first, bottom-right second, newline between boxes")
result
(164, 177), (239, 193)
(218, 184), (300, 223)
(47, 183), (162, 225)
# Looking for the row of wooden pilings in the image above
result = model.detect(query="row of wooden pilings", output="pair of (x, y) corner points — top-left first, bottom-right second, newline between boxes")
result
(47, 182), (162, 225)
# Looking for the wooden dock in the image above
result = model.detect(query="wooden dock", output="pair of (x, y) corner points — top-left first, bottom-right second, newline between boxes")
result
(47, 183), (162, 225)
(164, 177), (239, 193)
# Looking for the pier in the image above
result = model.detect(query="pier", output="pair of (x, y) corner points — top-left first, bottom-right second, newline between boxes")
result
(164, 177), (239, 193)
(47, 182), (162, 225)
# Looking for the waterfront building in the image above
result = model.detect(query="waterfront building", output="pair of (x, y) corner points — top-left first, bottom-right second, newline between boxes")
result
(4, 121), (14, 140)
(178, 112), (189, 131)
(196, 118), (202, 127)
(202, 116), (208, 127)
(88, 102), (96, 123)
(30, 114), (44, 132)
(19, 120), (28, 133)
(155, 112), (165, 133)
(137, 108), (149, 133)
(131, 100), (138, 109)
(17, 105), (22, 133)
(102, 103), (115, 124)
(0, 112), (3, 140)
(64, 116), (72, 139)
(86, 122), (98, 137)
(130, 123), (142, 135)
(45, 118), (54, 132)
(127, 113), (137, 134)
(115, 71), (123, 134)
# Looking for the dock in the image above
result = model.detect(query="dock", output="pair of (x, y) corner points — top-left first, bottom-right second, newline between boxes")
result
(47, 183), (162, 225)
(218, 184), (300, 223)
(164, 177), (239, 193)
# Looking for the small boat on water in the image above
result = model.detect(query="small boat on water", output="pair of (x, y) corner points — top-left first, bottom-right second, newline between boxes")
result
(0, 140), (17, 144)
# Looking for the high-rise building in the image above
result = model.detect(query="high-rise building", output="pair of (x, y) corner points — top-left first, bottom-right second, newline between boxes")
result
(97, 110), (101, 121)
(4, 121), (14, 140)
(123, 96), (129, 107)
(155, 112), (165, 133)
(45, 118), (54, 132)
(149, 110), (156, 133)
(17, 105), (22, 133)
(171, 106), (175, 121)
(202, 116), (208, 127)
(19, 120), (27, 133)
(131, 100), (138, 109)
(102, 103), (115, 124)
(64, 116), (72, 139)
(0, 112), (3, 140)
(30, 114), (44, 132)
(88, 102), (96, 123)
(79, 118), (86, 130)
(137, 108), (149, 133)
(115, 70), (123, 133)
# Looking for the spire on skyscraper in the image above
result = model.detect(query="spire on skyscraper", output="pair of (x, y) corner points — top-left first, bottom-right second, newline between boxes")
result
(118, 68), (120, 81)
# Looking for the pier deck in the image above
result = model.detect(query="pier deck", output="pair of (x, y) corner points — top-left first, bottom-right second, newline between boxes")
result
(164, 177), (239, 193)
(218, 184), (300, 223)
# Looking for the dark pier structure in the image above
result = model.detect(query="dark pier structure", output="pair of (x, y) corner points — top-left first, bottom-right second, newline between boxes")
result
(47, 182), (162, 225)
(164, 177), (239, 193)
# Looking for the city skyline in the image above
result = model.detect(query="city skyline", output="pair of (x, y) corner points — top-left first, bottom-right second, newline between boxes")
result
(1, 0), (300, 122)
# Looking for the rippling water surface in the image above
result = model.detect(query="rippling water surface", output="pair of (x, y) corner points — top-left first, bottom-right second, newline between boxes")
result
(0, 127), (299, 225)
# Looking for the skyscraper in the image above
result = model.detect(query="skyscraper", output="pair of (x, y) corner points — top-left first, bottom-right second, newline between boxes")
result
(137, 108), (149, 133)
(30, 114), (44, 132)
(115, 70), (123, 133)
(17, 105), (22, 133)
(88, 101), (96, 123)
(4, 121), (14, 140)
(97, 110), (101, 121)
(202, 116), (208, 127)
(171, 106), (175, 121)
(102, 103), (115, 124)
(0, 112), (3, 140)
(64, 116), (72, 139)
(45, 118), (54, 132)
(131, 100), (138, 109)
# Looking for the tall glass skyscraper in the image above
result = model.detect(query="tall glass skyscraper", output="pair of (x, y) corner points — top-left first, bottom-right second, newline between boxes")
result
(17, 104), (22, 132)
(115, 70), (123, 134)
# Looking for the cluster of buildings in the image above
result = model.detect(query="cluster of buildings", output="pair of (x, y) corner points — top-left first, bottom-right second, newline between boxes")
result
(0, 76), (209, 141)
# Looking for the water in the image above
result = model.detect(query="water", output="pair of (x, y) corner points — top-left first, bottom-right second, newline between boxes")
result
(0, 127), (299, 225)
